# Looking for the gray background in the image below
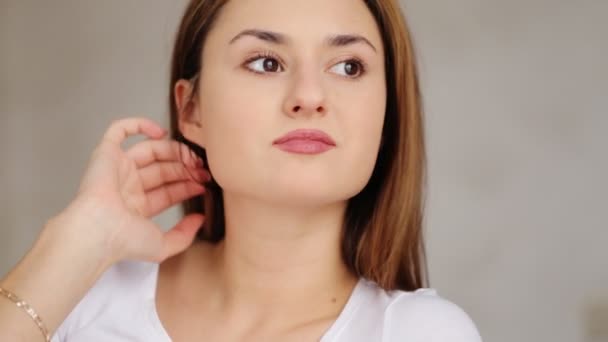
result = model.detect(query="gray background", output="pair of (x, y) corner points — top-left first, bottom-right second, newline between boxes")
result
(1, 1), (606, 341)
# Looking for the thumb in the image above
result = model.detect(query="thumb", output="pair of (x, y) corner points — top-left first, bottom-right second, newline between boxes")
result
(157, 214), (205, 262)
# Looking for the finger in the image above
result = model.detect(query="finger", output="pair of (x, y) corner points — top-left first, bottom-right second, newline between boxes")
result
(102, 117), (166, 145)
(126, 139), (201, 169)
(138, 161), (209, 191)
(144, 180), (205, 217)
(157, 213), (205, 261)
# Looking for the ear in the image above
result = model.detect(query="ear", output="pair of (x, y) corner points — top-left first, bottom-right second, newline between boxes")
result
(175, 78), (206, 148)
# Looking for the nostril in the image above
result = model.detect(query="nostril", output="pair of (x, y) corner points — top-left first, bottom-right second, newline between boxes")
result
(293, 106), (301, 112)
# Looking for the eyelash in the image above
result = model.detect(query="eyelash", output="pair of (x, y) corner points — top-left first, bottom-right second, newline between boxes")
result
(243, 51), (368, 79)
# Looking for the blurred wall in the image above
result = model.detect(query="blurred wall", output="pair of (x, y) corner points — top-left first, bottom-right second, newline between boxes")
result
(1, 1), (606, 341)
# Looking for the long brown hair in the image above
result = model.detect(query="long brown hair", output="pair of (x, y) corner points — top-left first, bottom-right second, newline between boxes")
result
(168, 0), (428, 291)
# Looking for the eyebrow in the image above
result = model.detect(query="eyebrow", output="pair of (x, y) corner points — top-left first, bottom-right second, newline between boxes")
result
(229, 29), (377, 53)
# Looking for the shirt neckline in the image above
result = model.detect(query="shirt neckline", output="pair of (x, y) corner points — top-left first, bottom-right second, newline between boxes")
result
(145, 263), (368, 342)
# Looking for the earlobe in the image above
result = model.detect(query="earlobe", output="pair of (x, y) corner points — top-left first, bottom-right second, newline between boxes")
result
(175, 79), (205, 147)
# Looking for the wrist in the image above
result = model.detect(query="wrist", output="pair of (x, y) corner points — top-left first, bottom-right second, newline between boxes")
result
(40, 202), (116, 272)
(0, 208), (114, 335)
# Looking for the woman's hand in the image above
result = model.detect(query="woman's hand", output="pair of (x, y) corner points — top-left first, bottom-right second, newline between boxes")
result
(0, 117), (208, 339)
(52, 117), (208, 266)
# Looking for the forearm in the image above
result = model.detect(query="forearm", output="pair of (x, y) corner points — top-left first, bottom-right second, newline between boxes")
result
(0, 214), (112, 341)
(0, 117), (199, 341)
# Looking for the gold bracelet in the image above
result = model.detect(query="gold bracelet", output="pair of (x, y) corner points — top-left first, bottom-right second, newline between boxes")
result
(0, 286), (51, 342)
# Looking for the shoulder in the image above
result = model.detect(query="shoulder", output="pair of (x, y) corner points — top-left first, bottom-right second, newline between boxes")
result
(52, 260), (158, 341)
(382, 287), (482, 342)
(70, 259), (157, 308)
(335, 279), (482, 342)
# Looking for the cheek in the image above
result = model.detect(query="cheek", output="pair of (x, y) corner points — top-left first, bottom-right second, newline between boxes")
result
(349, 114), (384, 182)
(199, 85), (274, 189)
(339, 86), (386, 190)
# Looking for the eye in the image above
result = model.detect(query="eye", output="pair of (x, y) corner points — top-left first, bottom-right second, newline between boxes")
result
(245, 54), (284, 74)
(329, 59), (366, 78)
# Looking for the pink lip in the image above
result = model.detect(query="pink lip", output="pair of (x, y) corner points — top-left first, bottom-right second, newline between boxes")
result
(273, 129), (336, 154)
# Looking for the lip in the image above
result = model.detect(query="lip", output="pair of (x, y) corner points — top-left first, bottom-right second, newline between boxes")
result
(273, 129), (336, 154)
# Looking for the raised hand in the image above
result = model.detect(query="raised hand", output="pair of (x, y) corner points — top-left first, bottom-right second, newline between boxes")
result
(57, 117), (208, 265)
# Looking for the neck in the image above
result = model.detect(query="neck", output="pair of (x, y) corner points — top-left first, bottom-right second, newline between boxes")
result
(209, 191), (357, 320)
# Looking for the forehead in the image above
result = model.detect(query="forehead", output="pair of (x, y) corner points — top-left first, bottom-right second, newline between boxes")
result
(210, 0), (382, 47)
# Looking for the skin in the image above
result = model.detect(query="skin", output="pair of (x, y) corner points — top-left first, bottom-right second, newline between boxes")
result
(0, 0), (386, 341)
(0, 119), (208, 341)
(161, 0), (387, 340)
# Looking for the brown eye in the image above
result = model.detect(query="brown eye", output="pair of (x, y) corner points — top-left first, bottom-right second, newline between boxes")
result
(246, 56), (283, 73)
(344, 62), (359, 76)
(330, 59), (365, 78)
(263, 58), (279, 72)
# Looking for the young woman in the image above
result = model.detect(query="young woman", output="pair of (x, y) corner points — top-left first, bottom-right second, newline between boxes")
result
(0, 0), (482, 341)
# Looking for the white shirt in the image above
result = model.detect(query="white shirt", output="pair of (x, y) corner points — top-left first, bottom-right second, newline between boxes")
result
(52, 261), (482, 341)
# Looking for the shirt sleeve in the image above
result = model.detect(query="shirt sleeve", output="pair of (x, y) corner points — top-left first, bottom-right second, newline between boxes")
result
(383, 290), (482, 342)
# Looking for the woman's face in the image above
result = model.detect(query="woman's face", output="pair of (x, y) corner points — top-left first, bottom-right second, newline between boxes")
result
(179, 0), (386, 207)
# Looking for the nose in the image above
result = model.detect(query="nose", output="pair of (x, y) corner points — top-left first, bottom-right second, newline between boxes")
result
(282, 70), (327, 118)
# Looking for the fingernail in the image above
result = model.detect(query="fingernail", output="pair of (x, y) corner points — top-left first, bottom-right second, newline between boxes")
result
(195, 168), (211, 182)
(203, 170), (212, 182)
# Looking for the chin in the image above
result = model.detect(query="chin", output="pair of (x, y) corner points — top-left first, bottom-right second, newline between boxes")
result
(258, 181), (364, 209)
(215, 169), (370, 207)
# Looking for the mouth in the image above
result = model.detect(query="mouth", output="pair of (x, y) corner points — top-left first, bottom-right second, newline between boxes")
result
(272, 129), (336, 154)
